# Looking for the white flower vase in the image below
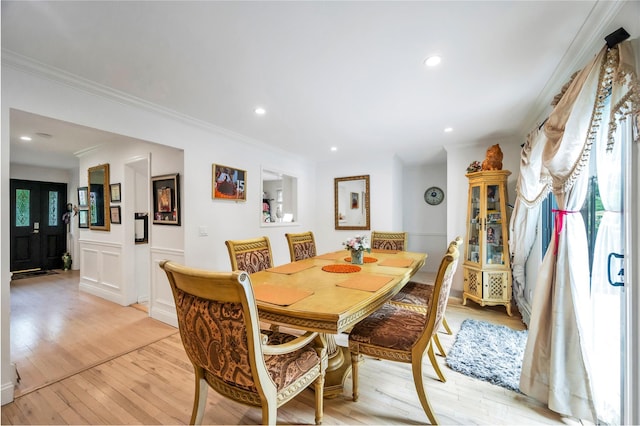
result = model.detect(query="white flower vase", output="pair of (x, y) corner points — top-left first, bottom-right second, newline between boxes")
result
(351, 250), (364, 265)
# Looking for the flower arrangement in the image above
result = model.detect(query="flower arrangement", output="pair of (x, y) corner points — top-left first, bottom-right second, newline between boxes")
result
(343, 235), (371, 253)
(466, 160), (482, 173)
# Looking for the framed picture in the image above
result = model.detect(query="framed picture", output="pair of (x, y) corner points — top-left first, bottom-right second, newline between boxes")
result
(110, 183), (121, 202)
(78, 187), (88, 207)
(350, 192), (359, 209)
(152, 173), (180, 225)
(78, 210), (89, 228)
(212, 164), (246, 201)
(110, 205), (121, 224)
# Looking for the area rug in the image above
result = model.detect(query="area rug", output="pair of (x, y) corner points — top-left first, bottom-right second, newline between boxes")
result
(11, 270), (59, 281)
(445, 318), (527, 392)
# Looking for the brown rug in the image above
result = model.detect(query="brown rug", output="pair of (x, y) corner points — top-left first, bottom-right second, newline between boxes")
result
(11, 270), (58, 281)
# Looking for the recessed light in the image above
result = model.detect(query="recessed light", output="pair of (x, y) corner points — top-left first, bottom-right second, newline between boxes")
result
(330, 147), (337, 152)
(424, 56), (441, 67)
(254, 107), (266, 115)
(20, 136), (32, 141)
(444, 127), (453, 133)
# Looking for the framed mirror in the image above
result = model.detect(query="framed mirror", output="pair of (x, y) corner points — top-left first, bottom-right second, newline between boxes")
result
(335, 175), (370, 230)
(88, 164), (110, 231)
(261, 168), (298, 226)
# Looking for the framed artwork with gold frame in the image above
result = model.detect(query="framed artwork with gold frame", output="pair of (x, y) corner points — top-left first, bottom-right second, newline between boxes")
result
(152, 173), (180, 225)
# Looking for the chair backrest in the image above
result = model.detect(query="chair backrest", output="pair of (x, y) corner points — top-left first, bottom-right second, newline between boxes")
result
(159, 260), (272, 396)
(285, 231), (317, 262)
(370, 231), (408, 251)
(419, 237), (463, 346)
(225, 236), (273, 274)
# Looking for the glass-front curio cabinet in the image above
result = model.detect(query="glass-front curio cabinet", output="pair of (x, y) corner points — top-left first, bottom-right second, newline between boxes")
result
(463, 170), (513, 316)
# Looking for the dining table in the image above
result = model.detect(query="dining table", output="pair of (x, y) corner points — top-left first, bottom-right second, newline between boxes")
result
(250, 248), (427, 397)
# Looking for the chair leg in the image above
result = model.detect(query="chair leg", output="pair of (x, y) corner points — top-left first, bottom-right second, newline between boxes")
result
(190, 368), (208, 425)
(433, 334), (447, 357)
(351, 352), (362, 402)
(314, 374), (325, 424)
(412, 356), (439, 425)
(261, 401), (277, 426)
(441, 316), (452, 335)
(427, 344), (446, 383)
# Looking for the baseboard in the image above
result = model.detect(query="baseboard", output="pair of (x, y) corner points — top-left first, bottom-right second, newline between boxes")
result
(1, 379), (15, 406)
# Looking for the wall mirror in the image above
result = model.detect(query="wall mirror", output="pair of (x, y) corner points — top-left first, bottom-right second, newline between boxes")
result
(335, 175), (370, 230)
(261, 168), (298, 225)
(88, 163), (111, 231)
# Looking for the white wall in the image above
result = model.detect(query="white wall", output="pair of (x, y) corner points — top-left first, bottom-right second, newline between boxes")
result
(314, 154), (403, 255)
(403, 162), (448, 272)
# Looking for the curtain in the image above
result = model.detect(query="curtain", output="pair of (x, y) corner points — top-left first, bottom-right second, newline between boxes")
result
(518, 41), (638, 422)
(509, 125), (550, 324)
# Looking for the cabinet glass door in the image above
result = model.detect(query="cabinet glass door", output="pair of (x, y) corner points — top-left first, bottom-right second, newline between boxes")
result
(467, 185), (481, 263)
(485, 183), (504, 265)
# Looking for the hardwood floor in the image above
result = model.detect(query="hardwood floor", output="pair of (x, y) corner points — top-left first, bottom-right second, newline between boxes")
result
(2, 271), (576, 425)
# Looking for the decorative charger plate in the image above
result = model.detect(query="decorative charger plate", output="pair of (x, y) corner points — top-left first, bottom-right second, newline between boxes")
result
(322, 264), (362, 273)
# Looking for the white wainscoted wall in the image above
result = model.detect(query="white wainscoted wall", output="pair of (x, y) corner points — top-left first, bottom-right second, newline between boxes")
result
(78, 240), (125, 303)
(150, 247), (184, 327)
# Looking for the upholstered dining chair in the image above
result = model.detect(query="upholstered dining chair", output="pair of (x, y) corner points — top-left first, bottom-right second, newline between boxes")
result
(285, 231), (317, 262)
(160, 260), (327, 425)
(225, 236), (274, 274)
(370, 230), (407, 251)
(348, 237), (462, 425)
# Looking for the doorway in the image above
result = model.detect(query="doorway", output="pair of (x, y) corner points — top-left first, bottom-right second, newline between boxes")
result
(10, 179), (68, 272)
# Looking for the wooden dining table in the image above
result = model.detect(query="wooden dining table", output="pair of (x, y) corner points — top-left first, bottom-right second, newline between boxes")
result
(250, 249), (427, 397)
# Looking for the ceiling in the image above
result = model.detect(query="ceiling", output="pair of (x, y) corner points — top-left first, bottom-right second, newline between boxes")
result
(1, 1), (629, 167)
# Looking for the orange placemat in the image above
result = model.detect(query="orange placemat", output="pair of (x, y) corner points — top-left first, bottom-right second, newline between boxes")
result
(267, 262), (315, 274)
(371, 249), (399, 254)
(315, 252), (346, 260)
(322, 264), (361, 273)
(336, 274), (393, 292)
(378, 258), (414, 267)
(344, 256), (378, 263)
(253, 284), (313, 306)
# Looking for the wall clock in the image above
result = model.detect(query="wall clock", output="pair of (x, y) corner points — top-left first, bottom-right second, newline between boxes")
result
(424, 186), (445, 205)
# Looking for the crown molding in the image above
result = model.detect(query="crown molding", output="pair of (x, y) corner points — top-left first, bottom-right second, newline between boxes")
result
(521, 0), (627, 133)
(1, 49), (304, 162)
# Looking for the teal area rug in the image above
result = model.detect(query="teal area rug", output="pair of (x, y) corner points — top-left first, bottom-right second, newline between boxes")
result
(445, 318), (527, 392)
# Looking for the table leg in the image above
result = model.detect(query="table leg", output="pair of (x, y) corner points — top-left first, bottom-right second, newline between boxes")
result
(322, 333), (351, 398)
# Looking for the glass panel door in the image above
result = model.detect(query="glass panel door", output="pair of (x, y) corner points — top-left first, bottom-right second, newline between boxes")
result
(467, 185), (480, 263)
(485, 184), (504, 265)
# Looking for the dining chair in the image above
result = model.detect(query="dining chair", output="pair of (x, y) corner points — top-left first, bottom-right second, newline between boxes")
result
(370, 230), (407, 251)
(348, 237), (462, 425)
(373, 231), (453, 356)
(225, 236), (274, 274)
(160, 260), (327, 425)
(390, 237), (458, 358)
(285, 231), (317, 262)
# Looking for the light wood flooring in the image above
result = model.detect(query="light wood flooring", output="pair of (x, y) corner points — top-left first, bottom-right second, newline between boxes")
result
(2, 270), (577, 425)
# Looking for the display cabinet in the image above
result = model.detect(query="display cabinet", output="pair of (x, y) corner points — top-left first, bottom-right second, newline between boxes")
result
(462, 170), (513, 316)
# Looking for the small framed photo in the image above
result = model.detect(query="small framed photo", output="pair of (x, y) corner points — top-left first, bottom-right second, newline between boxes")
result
(152, 173), (180, 225)
(78, 210), (89, 228)
(110, 183), (121, 202)
(78, 187), (88, 207)
(110, 205), (121, 224)
(212, 164), (246, 201)
(350, 192), (359, 209)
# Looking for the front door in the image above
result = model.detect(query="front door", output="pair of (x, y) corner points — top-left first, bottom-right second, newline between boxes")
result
(10, 179), (68, 272)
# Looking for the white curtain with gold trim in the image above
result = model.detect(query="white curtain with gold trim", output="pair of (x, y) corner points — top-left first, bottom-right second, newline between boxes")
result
(519, 42), (638, 422)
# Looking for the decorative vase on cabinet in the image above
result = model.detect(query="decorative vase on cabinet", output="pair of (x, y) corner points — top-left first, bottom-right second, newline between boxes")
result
(462, 170), (513, 316)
